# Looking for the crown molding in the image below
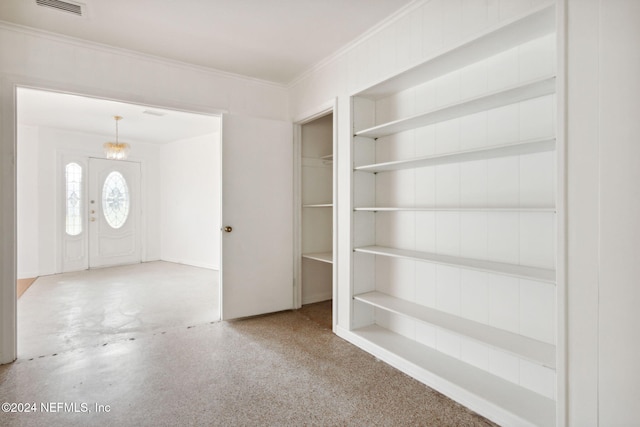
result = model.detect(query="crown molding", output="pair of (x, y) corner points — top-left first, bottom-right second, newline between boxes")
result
(0, 20), (288, 90)
(286, 0), (427, 89)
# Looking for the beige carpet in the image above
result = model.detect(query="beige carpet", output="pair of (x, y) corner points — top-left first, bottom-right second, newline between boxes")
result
(1, 302), (496, 426)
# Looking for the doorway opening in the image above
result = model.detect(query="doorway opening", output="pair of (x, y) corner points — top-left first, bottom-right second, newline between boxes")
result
(298, 109), (335, 330)
(16, 87), (222, 359)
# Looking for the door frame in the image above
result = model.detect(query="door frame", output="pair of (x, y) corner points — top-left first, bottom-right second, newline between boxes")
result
(292, 98), (338, 331)
(0, 75), (225, 364)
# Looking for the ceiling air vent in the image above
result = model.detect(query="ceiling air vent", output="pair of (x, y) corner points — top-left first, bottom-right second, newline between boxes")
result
(36, 0), (84, 16)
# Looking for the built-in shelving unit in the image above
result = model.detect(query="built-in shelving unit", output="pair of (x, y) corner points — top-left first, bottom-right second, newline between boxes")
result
(300, 113), (334, 305)
(346, 3), (561, 426)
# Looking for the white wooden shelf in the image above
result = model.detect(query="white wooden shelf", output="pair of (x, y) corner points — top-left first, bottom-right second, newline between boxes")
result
(354, 291), (555, 368)
(355, 77), (555, 139)
(320, 154), (333, 161)
(353, 246), (555, 283)
(355, 138), (555, 173)
(357, 3), (555, 100)
(302, 252), (333, 264)
(354, 206), (556, 213)
(350, 325), (555, 427)
(303, 203), (333, 208)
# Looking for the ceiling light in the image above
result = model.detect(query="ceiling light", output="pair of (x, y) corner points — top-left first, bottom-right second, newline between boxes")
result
(103, 116), (130, 160)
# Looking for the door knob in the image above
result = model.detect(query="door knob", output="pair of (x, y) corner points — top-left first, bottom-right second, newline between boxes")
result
(223, 226), (233, 233)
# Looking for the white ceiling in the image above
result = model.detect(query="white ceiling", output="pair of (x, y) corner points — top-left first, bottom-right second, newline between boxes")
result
(0, 0), (413, 84)
(18, 87), (220, 144)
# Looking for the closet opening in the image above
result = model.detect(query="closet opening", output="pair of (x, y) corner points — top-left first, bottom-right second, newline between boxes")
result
(297, 109), (335, 330)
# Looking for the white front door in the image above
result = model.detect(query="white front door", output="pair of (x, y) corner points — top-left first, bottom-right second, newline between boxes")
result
(220, 114), (294, 320)
(88, 158), (141, 268)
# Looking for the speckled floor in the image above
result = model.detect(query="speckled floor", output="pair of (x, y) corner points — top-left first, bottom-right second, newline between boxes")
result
(1, 296), (496, 426)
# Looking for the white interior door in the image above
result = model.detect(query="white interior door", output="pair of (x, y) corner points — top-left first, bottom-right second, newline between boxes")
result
(88, 158), (141, 268)
(221, 114), (293, 320)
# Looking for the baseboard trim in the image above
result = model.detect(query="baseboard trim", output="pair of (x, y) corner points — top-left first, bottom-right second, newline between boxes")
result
(159, 257), (218, 270)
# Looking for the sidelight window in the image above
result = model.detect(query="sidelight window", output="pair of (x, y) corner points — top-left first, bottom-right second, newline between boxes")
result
(65, 162), (82, 236)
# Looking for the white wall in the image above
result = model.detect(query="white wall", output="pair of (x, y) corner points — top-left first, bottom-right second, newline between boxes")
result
(290, 0), (640, 425)
(160, 131), (220, 269)
(16, 126), (162, 277)
(0, 24), (289, 121)
(567, 0), (640, 425)
(596, 2), (640, 422)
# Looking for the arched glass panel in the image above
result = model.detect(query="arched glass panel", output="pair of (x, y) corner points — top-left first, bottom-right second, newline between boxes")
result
(65, 162), (82, 236)
(102, 171), (130, 229)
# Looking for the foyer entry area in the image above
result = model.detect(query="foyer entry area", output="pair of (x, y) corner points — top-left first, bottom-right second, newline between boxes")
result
(17, 261), (219, 359)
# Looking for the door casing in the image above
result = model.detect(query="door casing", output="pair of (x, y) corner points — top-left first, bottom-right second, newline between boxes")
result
(292, 98), (338, 331)
(2, 78), (226, 364)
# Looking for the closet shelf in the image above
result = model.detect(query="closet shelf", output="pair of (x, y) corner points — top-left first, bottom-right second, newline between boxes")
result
(354, 138), (555, 173)
(354, 206), (556, 213)
(357, 3), (555, 99)
(354, 291), (556, 368)
(350, 325), (556, 427)
(303, 203), (333, 208)
(353, 246), (555, 283)
(354, 76), (556, 139)
(320, 154), (333, 161)
(302, 252), (333, 264)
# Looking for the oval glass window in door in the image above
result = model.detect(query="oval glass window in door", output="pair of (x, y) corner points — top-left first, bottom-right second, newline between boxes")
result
(102, 171), (130, 229)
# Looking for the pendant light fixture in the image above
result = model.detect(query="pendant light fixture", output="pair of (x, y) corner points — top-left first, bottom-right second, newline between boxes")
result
(103, 115), (130, 160)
